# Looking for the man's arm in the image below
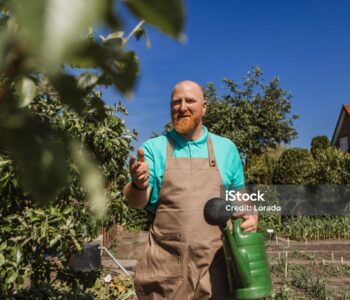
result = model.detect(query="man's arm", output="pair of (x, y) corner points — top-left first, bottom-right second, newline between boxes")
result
(124, 148), (151, 209)
(124, 183), (151, 209)
(229, 144), (258, 232)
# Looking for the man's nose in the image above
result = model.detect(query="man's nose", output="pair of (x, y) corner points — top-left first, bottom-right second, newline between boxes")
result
(179, 100), (188, 112)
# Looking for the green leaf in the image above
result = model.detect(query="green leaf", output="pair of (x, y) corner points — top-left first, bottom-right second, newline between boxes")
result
(34, 209), (45, 216)
(0, 241), (7, 251)
(100, 31), (124, 47)
(15, 77), (37, 108)
(69, 140), (107, 219)
(15, 248), (22, 264)
(12, 0), (108, 69)
(0, 159), (11, 168)
(134, 27), (151, 49)
(110, 51), (140, 95)
(71, 236), (82, 252)
(5, 270), (18, 284)
(51, 74), (87, 115)
(0, 113), (69, 203)
(0, 253), (5, 266)
(77, 72), (99, 90)
(49, 234), (62, 247)
(125, 0), (185, 39)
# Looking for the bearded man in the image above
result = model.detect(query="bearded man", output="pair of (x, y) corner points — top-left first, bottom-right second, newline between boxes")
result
(124, 80), (258, 300)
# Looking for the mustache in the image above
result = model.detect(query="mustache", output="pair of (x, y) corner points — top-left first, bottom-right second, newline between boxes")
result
(177, 114), (191, 119)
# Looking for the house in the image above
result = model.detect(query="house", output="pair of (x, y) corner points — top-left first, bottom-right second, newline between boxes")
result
(331, 104), (350, 153)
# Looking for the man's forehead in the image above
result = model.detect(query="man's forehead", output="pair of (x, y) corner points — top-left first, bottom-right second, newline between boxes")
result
(171, 81), (204, 99)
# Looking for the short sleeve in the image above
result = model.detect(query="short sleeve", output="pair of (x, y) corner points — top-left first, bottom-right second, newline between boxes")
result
(230, 144), (245, 189)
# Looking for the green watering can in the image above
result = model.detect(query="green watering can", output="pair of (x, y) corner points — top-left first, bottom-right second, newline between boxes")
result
(204, 198), (273, 300)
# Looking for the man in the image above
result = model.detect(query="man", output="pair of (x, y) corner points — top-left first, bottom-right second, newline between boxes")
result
(124, 80), (258, 299)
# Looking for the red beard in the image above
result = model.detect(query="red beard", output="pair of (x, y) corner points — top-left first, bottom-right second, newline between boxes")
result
(172, 114), (201, 134)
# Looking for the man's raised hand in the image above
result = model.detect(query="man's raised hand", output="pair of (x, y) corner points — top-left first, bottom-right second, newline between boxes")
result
(129, 148), (149, 190)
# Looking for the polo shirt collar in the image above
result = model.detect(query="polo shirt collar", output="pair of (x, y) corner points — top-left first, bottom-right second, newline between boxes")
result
(169, 126), (208, 148)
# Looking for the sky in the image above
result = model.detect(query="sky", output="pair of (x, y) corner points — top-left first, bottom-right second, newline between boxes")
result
(102, 0), (350, 152)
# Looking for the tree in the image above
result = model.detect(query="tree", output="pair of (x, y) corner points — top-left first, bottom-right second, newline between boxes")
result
(310, 135), (330, 158)
(203, 66), (298, 159)
(245, 145), (286, 184)
(272, 148), (315, 185)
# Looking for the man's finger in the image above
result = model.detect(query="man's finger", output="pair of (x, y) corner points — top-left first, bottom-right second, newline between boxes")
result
(138, 148), (145, 162)
(242, 226), (256, 233)
(129, 155), (136, 167)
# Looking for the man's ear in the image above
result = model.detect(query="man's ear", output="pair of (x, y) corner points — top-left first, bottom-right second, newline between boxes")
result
(202, 99), (207, 116)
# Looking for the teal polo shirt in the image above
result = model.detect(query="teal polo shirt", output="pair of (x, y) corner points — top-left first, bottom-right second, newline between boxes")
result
(140, 126), (245, 211)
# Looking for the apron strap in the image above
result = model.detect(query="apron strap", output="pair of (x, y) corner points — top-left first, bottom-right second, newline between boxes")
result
(207, 136), (216, 167)
(166, 136), (174, 161)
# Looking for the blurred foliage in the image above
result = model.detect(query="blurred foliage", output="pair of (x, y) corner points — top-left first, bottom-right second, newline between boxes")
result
(0, 0), (184, 207)
(0, 0), (185, 297)
(203, 66), (298, 159)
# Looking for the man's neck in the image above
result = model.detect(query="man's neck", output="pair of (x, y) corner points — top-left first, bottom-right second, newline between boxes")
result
(180, 124), (204, 141)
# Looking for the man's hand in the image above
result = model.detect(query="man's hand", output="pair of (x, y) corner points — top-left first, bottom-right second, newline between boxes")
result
(129, 148), (149, 190)
(233, 211), (259, 233)
(124, 148), (151, 209)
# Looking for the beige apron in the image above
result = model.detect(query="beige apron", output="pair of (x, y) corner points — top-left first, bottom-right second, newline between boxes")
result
(135, 136), (231, 300)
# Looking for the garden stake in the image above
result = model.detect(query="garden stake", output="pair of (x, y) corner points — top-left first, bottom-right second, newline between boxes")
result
(305, 238), (308, 245)
(284, 251), (288, 278)
(287, 238), (290, 248)
(276, 234), (279, 245)
(341, 256), (344, 265)
(331, 251), (334, 261)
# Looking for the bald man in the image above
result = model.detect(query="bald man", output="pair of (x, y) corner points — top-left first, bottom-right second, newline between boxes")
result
(124, 81), (258, 299)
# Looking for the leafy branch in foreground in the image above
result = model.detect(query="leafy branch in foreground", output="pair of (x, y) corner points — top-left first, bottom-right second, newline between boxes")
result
(0, 0), (185, 210)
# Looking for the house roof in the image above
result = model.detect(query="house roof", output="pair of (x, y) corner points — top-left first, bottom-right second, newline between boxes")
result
(344, 105), (350, 115)
(331, 104), (350, 146)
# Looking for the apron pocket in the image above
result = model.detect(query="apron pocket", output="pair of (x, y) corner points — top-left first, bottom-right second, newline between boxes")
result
(150, 233), (183, 279)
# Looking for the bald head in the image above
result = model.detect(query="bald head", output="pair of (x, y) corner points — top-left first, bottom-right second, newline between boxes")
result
(171, 80), (205, 101)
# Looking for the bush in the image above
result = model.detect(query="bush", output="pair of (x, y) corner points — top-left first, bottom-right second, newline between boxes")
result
(272, 148), (315, 184)
(310, 135), (330, 158)
(0, 97), (147, 297)
(313, 147), (350, 184)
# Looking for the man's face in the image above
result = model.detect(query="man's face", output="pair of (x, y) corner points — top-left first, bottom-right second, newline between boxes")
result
(171, 82), (206, 135)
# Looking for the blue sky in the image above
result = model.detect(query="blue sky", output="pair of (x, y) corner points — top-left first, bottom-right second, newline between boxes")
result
(103, 0), (350, 152)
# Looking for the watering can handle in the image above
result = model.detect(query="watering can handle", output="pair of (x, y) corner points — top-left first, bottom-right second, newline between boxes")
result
(232, 218), (252, 286)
